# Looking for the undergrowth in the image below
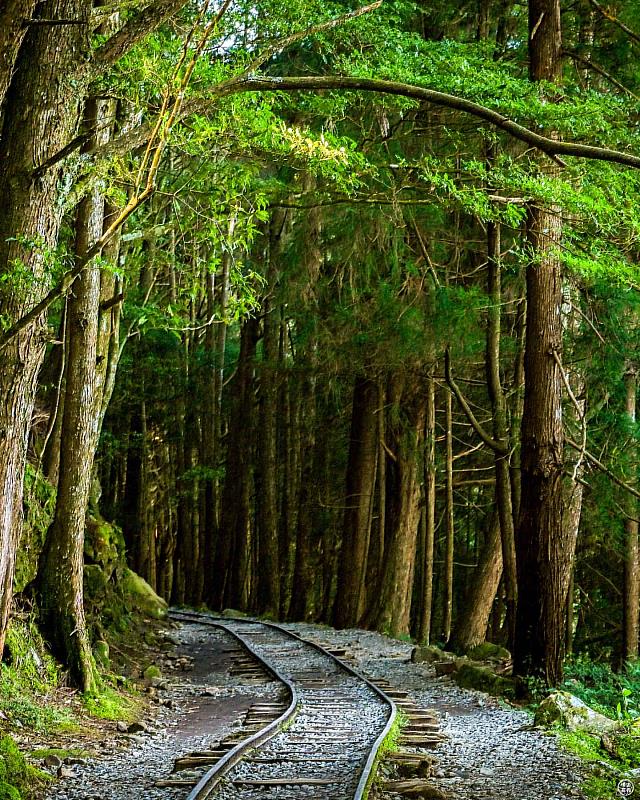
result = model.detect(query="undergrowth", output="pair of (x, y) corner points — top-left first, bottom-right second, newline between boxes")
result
(0, 621), (74, 733)
(562, 656), (640, 720)
(553, 657), (640, 799)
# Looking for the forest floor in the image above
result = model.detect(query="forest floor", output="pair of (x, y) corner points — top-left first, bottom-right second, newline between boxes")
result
(31, 618), (587, 800)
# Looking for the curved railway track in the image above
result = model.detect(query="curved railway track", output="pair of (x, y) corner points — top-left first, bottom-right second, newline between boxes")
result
(170, 611), (397, 800)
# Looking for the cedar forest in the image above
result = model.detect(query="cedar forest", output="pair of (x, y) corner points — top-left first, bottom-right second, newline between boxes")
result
(2, 0), (640, 767)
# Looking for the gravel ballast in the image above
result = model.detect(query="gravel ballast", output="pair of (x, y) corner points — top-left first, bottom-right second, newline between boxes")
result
(42, 618), (587, 800)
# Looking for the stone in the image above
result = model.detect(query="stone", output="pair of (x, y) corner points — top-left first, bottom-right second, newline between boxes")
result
(454, 662), (516, 698)
(116, 721), (128, 733)
(411, 646), (451, 665)
(534, 692), (618, 734)
(43, 754), (62, 769)
(382, 779), (452, 799)
(121, 568), (168, 620)
(466, 642), (511, 662)
(126, 721), (147, 734)
(56, 765), (76, 778)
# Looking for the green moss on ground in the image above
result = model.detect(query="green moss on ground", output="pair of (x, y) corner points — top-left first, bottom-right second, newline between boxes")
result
(0, 735), (51, 800)
(82, 685), (140, 722)
(0, 622), (75, 733)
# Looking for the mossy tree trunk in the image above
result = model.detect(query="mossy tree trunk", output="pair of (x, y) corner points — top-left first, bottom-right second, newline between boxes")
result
(0, 0), (89, 659)
(37, 94), (115, 692)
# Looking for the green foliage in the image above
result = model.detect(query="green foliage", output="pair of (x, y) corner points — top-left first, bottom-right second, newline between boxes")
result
(563, 657), (640, 721)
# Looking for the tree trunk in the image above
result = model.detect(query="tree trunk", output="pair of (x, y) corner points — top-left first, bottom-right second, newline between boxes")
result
(450, 514), (503, 652)
(486, 215), (517, 651)
(623, 368), (639, 662)
(442, 388), (455, 642)
(334, 376), (378, 628)
(212, 317), (258, 610)
(513, 0), (567, 685)
(37, 95), (113, 691)
(0, 0), (89, 659)
(373, 377), (425, 637)
(417, 371), (436, 643)
(256, 232), (280, 615)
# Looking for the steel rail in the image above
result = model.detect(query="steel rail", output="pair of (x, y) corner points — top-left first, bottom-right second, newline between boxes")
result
(170, 610), (397, 800)
(175, 615), (298, 800)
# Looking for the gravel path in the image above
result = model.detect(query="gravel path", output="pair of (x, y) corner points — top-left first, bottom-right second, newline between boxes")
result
(42, 619), (586, 800)
(44, 623), (283, 800)
(281, 622), (586, 800)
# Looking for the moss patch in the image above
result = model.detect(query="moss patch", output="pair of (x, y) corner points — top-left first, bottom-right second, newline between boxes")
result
(0, 622), (75, 733)
(454, 662), (517, 698)
(15, 466), (55, 593)
(0, 736), (51, 800)
(83, 685), (139, 722)
(557, 728), (640, 799)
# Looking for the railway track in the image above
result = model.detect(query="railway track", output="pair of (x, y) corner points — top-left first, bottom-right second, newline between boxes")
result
(169, 611), (397, 800)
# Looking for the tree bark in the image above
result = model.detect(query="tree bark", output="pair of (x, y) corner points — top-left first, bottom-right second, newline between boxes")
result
(486, 215), (517, 651)
(0, 0), (89, 659)
(334, 376), (378, 628)
(442, 388), (455, 643)
(513, 0), (567, 685)
(417, 371), (436, 643)
(37, 95), (114, 691)
(256, 227), (281, 615)
(450, 514), (503, 652)
(623, 367), (639, 662)
(373, 377), (425, 637)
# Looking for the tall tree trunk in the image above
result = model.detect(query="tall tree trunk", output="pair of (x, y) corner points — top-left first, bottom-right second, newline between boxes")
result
(212, 318), (258, 610)
(442, 388), (455, 642)
(334, 377), (378, 628)
(514, 0), (567, 684)
(450, 514), (503, 652)
(256, 230), (280, 615)
(417, 371), (436, 643)
(0, 0), (89, 658)
(623, 367), (639, 662)
(37, 94), (113, 691)
(373, 377), (425, 637)
(486, 215), (517, 651)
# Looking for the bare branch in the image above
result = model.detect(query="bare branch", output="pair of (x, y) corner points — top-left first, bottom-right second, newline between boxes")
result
(587, 0), (640, 46)
(566, 437), (640, 501)
(89, 0), (190, 75)
(445, 347), (508, 455)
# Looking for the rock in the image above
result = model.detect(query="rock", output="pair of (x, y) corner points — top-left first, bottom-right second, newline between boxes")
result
(201, 687), (220, 696)
(434, 661), (457, 677)
(454, 662), (517, 698)
(479, 767), (494, 777)
(466, 642), (511, 662)
(56, 765), (76, 778)
(382, 779), (451, 799)
(126, 721), (147, 734)
(121, 568), (168, 619)
(411, 646), (451, 664)
(116, 721), (128, 733)
(43, 754), (63, 769)
(534, 692), (618, 734)
(150, 676), (165, 688)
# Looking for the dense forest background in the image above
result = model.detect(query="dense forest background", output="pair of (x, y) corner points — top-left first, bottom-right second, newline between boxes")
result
(2, 0), (640, 702)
